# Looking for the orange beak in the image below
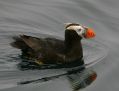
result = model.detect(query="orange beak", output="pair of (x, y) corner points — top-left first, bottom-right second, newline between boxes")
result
(84, 28), (96, 39)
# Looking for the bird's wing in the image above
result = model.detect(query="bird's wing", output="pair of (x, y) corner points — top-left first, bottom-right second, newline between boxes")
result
(20, 35), (67, 63)
(20, 35), (44, 52)
(20, 35), (65, 53)
(44, 38), (65, 53)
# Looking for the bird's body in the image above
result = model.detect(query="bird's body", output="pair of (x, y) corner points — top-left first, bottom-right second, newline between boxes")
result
(11, 23), (95, 67)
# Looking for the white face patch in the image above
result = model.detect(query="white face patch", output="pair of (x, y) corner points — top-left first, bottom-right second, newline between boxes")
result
(66, 25), (86, 38)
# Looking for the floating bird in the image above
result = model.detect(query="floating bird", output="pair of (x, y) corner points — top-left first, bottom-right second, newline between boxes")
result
(11, 23), (95, 67)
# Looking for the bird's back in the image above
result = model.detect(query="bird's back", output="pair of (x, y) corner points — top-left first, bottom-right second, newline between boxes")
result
(11, 35), (65, 64)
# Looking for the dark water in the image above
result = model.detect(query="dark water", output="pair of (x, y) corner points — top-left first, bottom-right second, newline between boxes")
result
(0, 0), (119, 91)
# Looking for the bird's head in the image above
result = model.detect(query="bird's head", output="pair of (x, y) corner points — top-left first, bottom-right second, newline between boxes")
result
(64, 23), (95, 39)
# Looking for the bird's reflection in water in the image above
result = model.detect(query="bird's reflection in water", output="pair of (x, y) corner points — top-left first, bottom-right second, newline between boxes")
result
(17, 59), (97, 91)
(67, 69), (97, 91)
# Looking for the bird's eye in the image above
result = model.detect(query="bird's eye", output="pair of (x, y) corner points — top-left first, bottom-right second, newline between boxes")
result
(78, 29), (82, 31)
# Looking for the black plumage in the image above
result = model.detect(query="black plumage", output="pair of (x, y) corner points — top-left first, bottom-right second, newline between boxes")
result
(11, 23), (92, 67)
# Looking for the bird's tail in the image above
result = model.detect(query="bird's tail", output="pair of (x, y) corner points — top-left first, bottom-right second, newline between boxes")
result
(10, 36), (29, 49)
(10, 36), (37, 60)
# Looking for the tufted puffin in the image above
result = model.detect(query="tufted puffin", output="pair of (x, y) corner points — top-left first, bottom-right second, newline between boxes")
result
(11, 23), (95, 67)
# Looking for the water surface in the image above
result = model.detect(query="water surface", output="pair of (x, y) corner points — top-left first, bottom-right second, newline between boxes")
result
(0, 0), (119, 91)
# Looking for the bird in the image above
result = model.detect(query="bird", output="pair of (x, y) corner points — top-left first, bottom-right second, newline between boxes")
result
(10, 23), (95, 67)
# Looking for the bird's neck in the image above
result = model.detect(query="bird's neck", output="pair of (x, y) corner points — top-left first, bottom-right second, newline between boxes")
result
(64, 30), (83, 58)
